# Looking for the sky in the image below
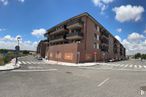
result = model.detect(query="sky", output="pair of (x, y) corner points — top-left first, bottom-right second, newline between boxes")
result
(0, 0), (145, 55)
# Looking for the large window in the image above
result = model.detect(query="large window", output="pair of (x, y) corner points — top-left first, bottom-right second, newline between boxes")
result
(96, 35), (99, 40)
(93, 43), (99, 49)
(94, 33), (99, 41)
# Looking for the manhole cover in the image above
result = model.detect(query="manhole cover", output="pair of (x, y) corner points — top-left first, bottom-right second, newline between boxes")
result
(140, 86), (146, 95)
(66, 71), (72, 74)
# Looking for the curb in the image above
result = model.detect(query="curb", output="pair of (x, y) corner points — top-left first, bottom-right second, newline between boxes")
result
(43, 59), (99, 67)
(0, 59), (21, 71)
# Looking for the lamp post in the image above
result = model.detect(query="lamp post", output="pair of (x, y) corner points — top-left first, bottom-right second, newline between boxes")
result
(15, 37), (20, 65)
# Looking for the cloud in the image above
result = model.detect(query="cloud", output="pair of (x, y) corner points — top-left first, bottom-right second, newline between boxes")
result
(0, 35), (38, 51)
(0, 28), (6, 32)
(121, 32), (146, 55)
(113, 5), (144, 22)
(0, 0), (24, 5)
(18, 0), (24, 3)
(92, 0), (114, 12)
(31, 28), (46, 38)
(127, 32), (144, 42)
(0, 0), (8, 5)
(116, 28), (122, 33)
(115, 35), (121, 42)
(144, 30), (146, 34)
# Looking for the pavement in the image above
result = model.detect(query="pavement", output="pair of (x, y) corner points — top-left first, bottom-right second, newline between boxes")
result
(0, 58), (20, 71)
(0, 55), (146, 97)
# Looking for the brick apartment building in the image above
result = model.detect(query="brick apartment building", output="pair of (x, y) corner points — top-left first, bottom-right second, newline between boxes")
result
(37, 12), (126, 63)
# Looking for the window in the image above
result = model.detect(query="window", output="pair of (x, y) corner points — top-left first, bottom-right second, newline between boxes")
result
(94, 33), (96, 41)
(93, 43), (96, 49)
(94, 34), (99, 41)
(96, 35), (99, 40)
(96, 44), (99, 49)
(94, 43), (99, 49)
(97, 26), (100, 32)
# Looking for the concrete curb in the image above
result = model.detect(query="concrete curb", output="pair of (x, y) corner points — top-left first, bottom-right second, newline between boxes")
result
(0, 59), (21, 71)
(43, 59), (99, 67)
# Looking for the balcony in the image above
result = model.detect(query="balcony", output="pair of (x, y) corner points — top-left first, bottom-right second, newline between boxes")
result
(67, 19), (83, 29)
(100, 35), (109, 45)
(49, 36), (65, 43)
(50, 28), (68, 35)
(100, 44), (109, 52)
(100, 29), (109, 38)
(66, 32), (83, 40)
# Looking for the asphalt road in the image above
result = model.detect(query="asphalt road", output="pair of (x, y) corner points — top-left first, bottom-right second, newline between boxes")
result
(0, 55), (146, 97)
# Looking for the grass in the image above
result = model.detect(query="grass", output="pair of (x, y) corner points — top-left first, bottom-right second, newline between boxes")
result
(0, 56), (4, 66)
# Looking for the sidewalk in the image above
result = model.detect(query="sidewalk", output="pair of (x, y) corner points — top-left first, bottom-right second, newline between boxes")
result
(43, 59), (101, 67)
(0, 59), (21, 71)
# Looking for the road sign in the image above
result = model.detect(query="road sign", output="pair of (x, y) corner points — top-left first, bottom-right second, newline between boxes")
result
(15, 46), (20, 52)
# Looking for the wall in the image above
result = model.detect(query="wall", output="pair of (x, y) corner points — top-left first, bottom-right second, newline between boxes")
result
(47, 43), (78, 63)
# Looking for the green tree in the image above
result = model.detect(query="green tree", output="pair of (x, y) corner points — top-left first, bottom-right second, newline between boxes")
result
(134, 53), (141, 59)
(0, 49), (8, 54)
(141, 54), (146, 60)
(23, 50), (29, 55)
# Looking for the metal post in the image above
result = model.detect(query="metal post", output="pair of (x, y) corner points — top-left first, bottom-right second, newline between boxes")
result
(15, 37), (20, 65)
(77, 52), (80, 64)
(94, 54), (96, 63)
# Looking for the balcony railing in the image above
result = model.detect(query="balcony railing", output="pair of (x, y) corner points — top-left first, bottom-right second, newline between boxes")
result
(100, 35), (109, 45)
(49, 28), (68, 35)
(66, 32), (83, 40)
(49, 36), (65, 43)
(67, 19), (83, 29)
(100, 29), (109, 38)
(100, 44), (109, 52)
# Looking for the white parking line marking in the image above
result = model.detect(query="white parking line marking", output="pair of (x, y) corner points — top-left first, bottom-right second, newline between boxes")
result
(98, 78), (110, 87)
(139, 65), (142, 69)
(134, 65), (137, 68)
(27, 62), (31, 64)
(129, 64), (133, 68)
(21, 61), (26, 64)
(124, 64), (128, 68)
(144, 66), (146, 69)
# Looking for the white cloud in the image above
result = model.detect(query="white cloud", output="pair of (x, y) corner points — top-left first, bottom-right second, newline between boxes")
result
(144, 30), (146, 34)
(0, 0), (24, 5)
(31, 28), (46, 37)
(18, 0), (24, 3)
(0, 35), (38, 51)
(0, 0), (8, 5)
(0, 28), (6, 32)
(127, 32), (144, 42)
(3, 35), (14, 41)
(121, 32), (146, 55)
(113, 5), (144, 22)
(115, 35), (121, 42)
(92, 0), (114, 12)
(116, 28), (122, 33)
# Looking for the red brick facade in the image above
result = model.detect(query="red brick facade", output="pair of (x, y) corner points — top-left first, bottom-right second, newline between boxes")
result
(37, 13), (126, 63)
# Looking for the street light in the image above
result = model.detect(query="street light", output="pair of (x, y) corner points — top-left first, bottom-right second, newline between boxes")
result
(17, 37), (20, 46)
(15, 37), (21, 65)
